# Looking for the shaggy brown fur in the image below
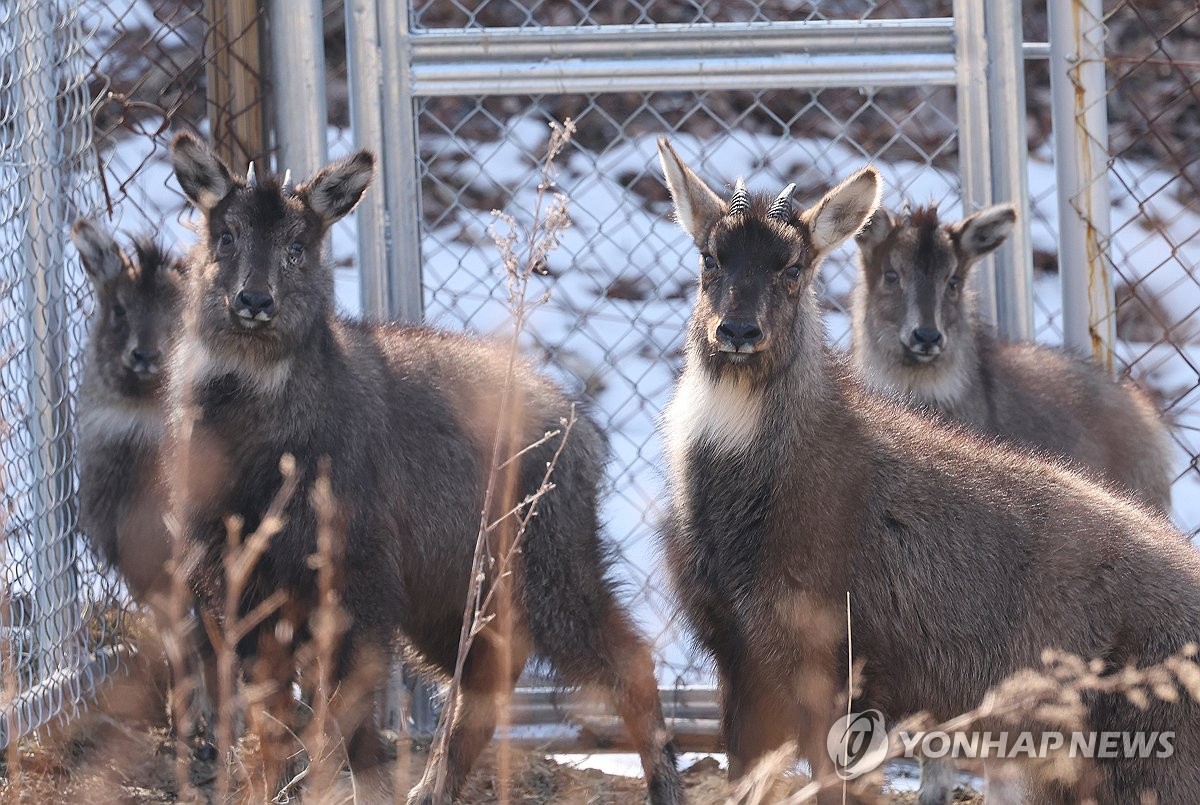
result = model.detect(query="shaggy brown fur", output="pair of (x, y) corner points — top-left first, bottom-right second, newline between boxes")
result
(852, 204), (1172, 513)
(167, 133), (682, 804)
(71, 220), (185, 598)
(657, 138), (1200, 803)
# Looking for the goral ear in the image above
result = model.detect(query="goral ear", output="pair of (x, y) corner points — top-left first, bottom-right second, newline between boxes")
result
(70, 219), (123, 286)
(171, 132), (236, 213)
(657, 137), (726, 249)
(855, 208), (895, 252)
(950, 203), (1017, 262)
(298, 150), (376, 226)
(801, 167), (882, 260)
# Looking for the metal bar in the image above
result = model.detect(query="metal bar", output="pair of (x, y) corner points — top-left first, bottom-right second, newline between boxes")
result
(953, 0), (998, 327)
(344, 0), (390, 318)
(15, 0), (81, 691)
(985, 0), (1034, 339)
(412, 56), (958, 96)
(1049, 0), (1115, 364)
(268, 0), (328, 178)
(1024, 42), (1051, 59)
(407, 19), (958, 96)
(411, 18), (955, 60)
(377, 0), (424, 323)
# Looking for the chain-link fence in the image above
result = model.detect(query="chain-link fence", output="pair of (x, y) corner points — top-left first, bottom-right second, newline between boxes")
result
(1050, 0), (1200, 537)
(406, 3), (1015, 693)
(0, 0), (121, 747)
(416, 84), (965, 686)
(0, 0), (281, 750)
(4, 0), (1199, 759)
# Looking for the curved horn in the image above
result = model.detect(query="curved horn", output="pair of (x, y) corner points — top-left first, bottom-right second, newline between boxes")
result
(246, 162), (257, 188)
(282, 169), (293, 193)
(768, 182), (795, 221)
(727, 178), (750, 217)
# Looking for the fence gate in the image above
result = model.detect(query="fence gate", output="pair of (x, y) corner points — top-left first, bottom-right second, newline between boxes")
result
(330, 0), (1036, 736)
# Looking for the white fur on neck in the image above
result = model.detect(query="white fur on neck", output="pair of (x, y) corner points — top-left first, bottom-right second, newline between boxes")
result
(174, 338), (292, 398)
(854, 344), (970, 410)
(79, 402), (162, 447)
(664, 365), (763, 464)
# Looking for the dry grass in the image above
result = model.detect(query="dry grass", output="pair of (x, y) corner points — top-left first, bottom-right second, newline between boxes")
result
(1, 722), (987, 805)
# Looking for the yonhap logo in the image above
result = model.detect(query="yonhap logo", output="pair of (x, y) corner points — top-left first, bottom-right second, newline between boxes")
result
(827, 709), (889, 779)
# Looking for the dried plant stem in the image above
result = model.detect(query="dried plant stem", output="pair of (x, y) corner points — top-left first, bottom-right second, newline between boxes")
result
(210, 454), (297, 803)
(769, 644), (1200, 804)
(425, 118), (576, 803)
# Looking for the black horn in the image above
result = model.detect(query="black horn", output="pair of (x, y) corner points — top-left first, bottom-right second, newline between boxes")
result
(768, 183), (795, 221)
(728, 178), (750, 217)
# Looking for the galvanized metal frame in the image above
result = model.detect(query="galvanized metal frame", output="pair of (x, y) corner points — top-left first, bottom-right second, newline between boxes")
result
(350, 8), (1036, 334)
(407, 19), (959, 94)
(16, 0), (81, 681)
(269, 0), (328, 178)
(984, 0), (1035, 340)
(953, 0), (1035, 337)
(343, 0), (425, 322)
(3, 0), (91, 749)
(340, 1), (1043, 734)
(1049, 0), (1115, 365)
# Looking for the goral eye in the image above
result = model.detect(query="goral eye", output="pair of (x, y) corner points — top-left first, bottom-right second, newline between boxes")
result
(701, 253), (717, 271)
(288, 241), (305, 258)
(947, 276), (962, 291)
(218, 231), (234, 248)
(883, 270), (900, 285)
(112, 304), (126, 319)
(784, 265), (802, 281)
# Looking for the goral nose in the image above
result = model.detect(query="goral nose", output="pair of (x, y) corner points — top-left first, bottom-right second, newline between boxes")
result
(129, 347), (159, 365)
(235, 290), (275, 319)
(910, 327), (943, 348)
(717, 318), (764, 351)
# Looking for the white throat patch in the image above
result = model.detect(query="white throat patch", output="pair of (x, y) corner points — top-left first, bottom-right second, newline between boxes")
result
(855, 346), (970, 410)
(79, 402), (163, 447)
(174, 338), (292, 399)
(663, 367), (763, 463)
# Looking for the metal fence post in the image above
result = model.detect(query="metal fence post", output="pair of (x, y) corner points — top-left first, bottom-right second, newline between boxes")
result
(345, 0), (424, 323)
(14, 0), (81, 681)
(268, 0), (328, 178)
(377, 0), (424, 323)
(345, 0), (390, 318)
(346, 0), (433, 735)
(1049, 0), (1115, 366)
(984, 0), (1034, 340)
(953, 0), (998, 328)
(956, 0), (1035, 340)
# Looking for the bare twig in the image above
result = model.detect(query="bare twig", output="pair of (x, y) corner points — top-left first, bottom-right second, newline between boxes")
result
(425, 119), (577, 804)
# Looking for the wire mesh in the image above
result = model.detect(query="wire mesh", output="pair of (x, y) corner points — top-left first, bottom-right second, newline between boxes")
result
(415, 84), (962, 683)
(0, 0), (120, 746)
(410, 0), (954, 29)
(1062, 0), (1200, 537)
(0, 0), (274, 749)
(83, 0), (270, 243)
